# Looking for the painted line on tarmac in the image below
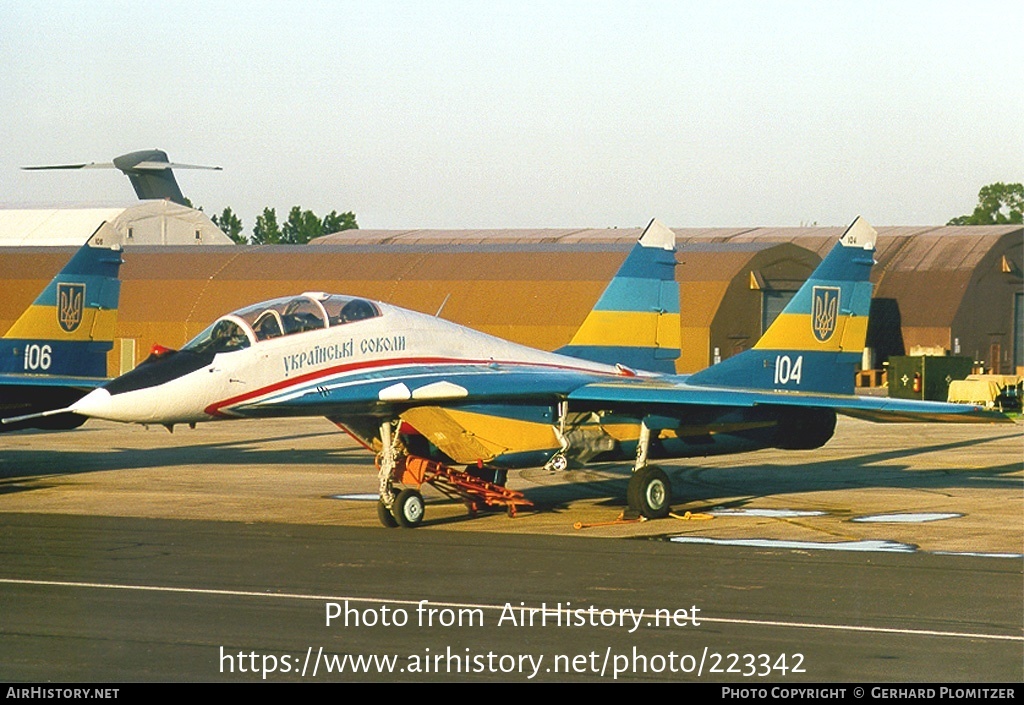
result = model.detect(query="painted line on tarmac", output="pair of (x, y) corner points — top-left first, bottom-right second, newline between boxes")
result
(852, 513), (962, 523)
(670, 536), (916, 552)
(1, 577), (1020, 643)
(668, 536), (1024, 559)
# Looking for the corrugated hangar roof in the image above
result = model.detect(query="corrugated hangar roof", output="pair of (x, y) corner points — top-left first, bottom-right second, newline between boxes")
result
(0, 206), (128, 246)
(316, 224), (1021, 266)
(314, 228), (643, 246)
(0, 201), (232, 246)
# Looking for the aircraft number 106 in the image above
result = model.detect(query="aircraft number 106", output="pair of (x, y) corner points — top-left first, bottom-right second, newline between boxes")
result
(773, 354), (803, 385)
(23, 344), (53, 371)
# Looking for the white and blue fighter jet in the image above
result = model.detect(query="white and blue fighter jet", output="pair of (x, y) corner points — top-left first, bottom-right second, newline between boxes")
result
(35, 218), (1003, 525)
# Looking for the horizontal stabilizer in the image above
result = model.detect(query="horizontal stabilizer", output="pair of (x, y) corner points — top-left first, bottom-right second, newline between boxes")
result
(22, 162), (115, 170)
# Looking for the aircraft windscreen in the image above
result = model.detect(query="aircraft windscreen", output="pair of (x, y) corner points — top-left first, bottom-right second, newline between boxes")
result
(182, 318), (252, 355)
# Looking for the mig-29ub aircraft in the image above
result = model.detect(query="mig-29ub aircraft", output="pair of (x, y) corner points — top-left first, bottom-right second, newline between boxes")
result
(0, 233), (123, 431)
(49, 217), (1002, 525)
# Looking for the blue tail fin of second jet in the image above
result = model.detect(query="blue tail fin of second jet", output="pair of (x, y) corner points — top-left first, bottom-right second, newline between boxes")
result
(0, 233), (124, 379)
(687, 217), (877, 395)
(557, 218), (680, 373)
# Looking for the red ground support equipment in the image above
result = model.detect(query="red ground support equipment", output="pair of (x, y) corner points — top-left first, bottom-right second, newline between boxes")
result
(396, 456), (533, 518)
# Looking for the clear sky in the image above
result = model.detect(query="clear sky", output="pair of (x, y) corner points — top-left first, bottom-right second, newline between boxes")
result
(1, 1), (1021, 231)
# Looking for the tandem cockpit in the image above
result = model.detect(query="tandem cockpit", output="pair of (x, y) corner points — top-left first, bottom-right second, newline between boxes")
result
(183, 293), (381, 356)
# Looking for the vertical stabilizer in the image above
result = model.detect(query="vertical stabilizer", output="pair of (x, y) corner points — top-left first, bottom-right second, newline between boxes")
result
(557, 218), (680, 373)
(1, 231), (124, 378)
(687, 217), (877, 394)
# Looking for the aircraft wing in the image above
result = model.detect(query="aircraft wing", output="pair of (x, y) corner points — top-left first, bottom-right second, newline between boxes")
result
(567, 378), (1012, 423)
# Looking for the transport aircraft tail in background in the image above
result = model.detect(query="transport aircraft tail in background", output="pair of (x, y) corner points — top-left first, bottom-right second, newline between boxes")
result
(23, 149), (220, 206)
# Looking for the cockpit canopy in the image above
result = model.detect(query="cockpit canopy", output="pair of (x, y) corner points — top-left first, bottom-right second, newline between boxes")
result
(183, 293), (380, 355)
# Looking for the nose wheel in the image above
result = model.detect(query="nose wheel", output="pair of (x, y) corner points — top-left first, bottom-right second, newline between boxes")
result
(392, 489), (425, 528)
(377, 500), (399, 528)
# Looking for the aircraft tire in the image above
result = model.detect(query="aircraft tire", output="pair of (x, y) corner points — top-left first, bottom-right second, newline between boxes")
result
(627, 466), (672, 519)
(392, 489), (425, 528)
(377, 500), (399, 528)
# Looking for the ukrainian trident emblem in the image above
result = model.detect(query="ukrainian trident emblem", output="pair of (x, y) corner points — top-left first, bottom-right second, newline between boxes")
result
(811, 286), (840, 343)
(57, 283), (85, 333)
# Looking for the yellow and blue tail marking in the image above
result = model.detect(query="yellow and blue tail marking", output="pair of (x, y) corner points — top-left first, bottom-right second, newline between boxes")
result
(688, 217), (876, 394)
(558, 218), (680, 373)
(1, 238), (123, 378)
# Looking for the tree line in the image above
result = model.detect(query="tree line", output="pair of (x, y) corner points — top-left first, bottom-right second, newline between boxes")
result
(210, 206), (358, 244)
(204, 182), (1020, 243)
(947, 182), (1022, 225)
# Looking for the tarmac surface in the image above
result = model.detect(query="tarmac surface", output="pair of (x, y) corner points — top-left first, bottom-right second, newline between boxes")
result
(0, 415), (1021, 682)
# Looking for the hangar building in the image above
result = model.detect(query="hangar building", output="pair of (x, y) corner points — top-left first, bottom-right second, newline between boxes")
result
(0, 223), (1019, 378)
(0, 201), (232, 247)
(648, 224), (1023, 374)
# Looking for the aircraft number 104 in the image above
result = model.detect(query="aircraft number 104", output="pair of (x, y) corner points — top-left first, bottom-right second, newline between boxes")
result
(23, 344), (53, 371)
(773, 354), (803, 385)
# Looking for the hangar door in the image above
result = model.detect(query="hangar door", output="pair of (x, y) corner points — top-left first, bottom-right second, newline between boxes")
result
(1015, 292), (1023, 371)
(762, 291), (797, 334)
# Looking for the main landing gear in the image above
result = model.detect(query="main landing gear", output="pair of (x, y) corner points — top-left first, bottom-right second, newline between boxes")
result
(626, 420), (673, 519)
(374, 419), (532, 528)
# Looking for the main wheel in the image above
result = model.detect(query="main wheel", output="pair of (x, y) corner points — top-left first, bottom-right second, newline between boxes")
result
(392, 488), (425, 528)
(377, 500), (398, 528)
(627, 466), (672, 519)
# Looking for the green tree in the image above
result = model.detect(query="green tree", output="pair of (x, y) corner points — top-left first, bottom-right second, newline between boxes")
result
(948, 182), (1024, 225)
(252, 207), (282, 244)
(249, 206), (359, 244)
(322, 210), (358, 234)
(281, 206), (325, 244)
(211, 207), (246, 244)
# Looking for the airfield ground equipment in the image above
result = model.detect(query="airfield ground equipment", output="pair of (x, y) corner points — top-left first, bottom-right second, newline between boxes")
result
(378, 455), (533, 528)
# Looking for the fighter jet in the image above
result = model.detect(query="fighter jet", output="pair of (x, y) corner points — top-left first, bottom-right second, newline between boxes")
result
(30, 218), (1003, 523)
(0, 232), (123, 431)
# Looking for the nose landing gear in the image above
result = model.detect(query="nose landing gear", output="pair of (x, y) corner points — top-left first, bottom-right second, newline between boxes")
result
(374, 419), (532, 528)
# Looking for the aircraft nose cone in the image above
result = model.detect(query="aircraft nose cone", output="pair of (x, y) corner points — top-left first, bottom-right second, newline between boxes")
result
(70, 388), (113, 420)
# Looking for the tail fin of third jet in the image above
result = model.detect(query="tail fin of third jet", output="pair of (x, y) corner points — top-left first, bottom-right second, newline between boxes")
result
(557, 218), (680, 373)
(1, 230), (124, 379)
(687, 217), (877, 395)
